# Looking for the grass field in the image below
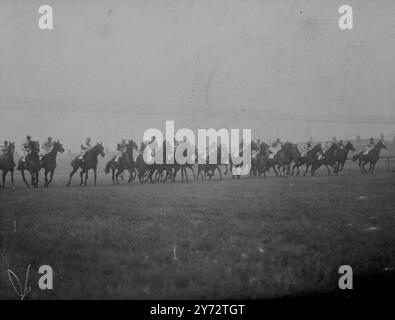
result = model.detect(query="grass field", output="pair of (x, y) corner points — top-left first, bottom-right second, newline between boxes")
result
(1, 159), (395, 299)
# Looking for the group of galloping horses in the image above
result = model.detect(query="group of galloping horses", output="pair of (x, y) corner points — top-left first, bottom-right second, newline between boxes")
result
(0, 137), (388, 188)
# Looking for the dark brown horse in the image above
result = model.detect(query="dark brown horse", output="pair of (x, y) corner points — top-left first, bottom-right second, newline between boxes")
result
(40, 140), (65, 187)
(352, 140), (387, 174)
(253, 142), (279, 177)
(0, 142), (16, 188)
(333, 141), (355, 173)
(275, 142), (300, 176)
(104, 139), (138, 184)
(292, 144), (323, 176)
(17, 142), (41, 188)
(66, 143), (105, 186)
(310, 143), (339, 176)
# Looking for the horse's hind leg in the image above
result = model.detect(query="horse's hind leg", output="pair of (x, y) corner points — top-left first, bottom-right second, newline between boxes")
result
(303, 164), (310, 176)
(20, 169), (29, 187)
(33, 171), (39, 188)
(66, 167), (78, 187)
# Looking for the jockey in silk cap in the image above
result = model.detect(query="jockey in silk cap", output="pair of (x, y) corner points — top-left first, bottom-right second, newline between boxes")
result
(0, 140), (9, 160)
(363, 138), (376, 155)
(269, 138), (283, 159)
(317, 141), (328, 160)
(338, 139), (344, 150)
(79, 137), (92, 160)
(21, 135), (35, 163)
(115, 139), (127, 163)
(40, 136), (54, 159)
(302, 141), (312, 157)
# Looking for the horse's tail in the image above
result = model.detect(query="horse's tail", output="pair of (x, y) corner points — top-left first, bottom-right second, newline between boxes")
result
(352, 155), (358, 161)
(104, 159), (113, 174)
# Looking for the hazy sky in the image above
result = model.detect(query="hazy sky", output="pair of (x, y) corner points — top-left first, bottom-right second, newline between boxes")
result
(1, 0), (395, 151)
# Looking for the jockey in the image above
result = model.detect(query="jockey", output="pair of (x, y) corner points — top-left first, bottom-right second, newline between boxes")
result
(301, 141), (312, 157)
(317, 142), (327, 160)
(21, 135), (35, 163)
(0, 140), (9, 159)
(338, 140), (344, 150)
(269, 138), (283, 159)
(115, 139), (127, 163)
(363, 138), (375, 155)
(40, 136), (54, 159)
(79, 137), (92, 160)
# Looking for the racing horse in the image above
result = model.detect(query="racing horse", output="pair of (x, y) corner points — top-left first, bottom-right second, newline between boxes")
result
(333, 141), (355, 173)
(253, 142), (279, 177)
(66, 143), (105, 186)
(104, 139), (139, 184)
(310, 143), (339, 176)
(274, 142), (300, 176)
(291, 144), (323, 176)
(0, 142), (16, 188)
(17, 141), (41, 188)
(352, 140), (387, 174)
(40, 140), (65, 187)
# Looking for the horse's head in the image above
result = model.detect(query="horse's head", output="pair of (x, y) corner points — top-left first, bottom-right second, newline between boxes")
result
(54, 140), (65, 153)
(95, 143), (105, 157)
(376, 140), (387, 150)
(345, 141), (355, 152)
(8, 142), (15, 153)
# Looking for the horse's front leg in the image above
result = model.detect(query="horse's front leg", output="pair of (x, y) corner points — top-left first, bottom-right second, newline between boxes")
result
(115, 169), (122, 185)
(79, 170), (85, 186)
(48, 169), (55, 187)
(20, 169), (29, 187)
(1, 171), (5, 188)
(217, 166), (222, 179)
(111, 168), (116, 184)
(370, 162), (376, 175)
(9, 169), (14, 188)
(184, 167), (188, 182)
(44, 169), (49, 187)
(35, 171), (39, 188)
(94, 168), (97, 185)
(85, 171), (89, 186)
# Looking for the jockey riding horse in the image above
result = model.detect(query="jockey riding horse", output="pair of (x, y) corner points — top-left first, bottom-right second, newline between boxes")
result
(40, 140), (65, 187)
(66, 140), (105, 186)
(17, 135), (41, 187)
(104, 139), (139, 184)
(352, 139), (387, 174)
